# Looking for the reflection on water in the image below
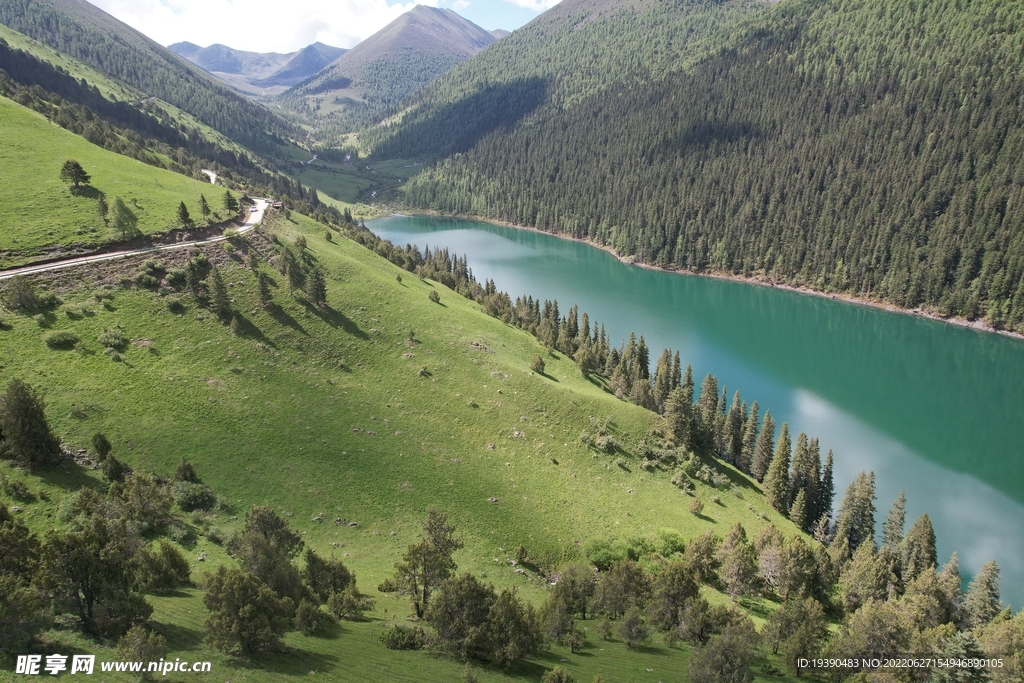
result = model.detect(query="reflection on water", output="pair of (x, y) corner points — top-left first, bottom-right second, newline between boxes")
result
(369, 214), (1024, 607)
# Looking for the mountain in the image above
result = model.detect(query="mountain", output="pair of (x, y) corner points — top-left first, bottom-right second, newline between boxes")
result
(168, 40), (346, 93)
(489, 29), (511, 39)
(280, 5), (497, 140)
(0, 0), (296, 155)
(371, 0), (1024, 335)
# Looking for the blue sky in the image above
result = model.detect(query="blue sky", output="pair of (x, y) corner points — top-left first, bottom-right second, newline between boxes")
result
(91, 0), (560, 53)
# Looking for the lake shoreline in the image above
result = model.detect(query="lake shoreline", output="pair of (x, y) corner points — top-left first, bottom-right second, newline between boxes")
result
(392, 211), (1024, 343)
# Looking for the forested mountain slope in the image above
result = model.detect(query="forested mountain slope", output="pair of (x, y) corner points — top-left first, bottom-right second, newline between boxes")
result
(373, 0), (1024, 333)
(0, 0), (296, 155)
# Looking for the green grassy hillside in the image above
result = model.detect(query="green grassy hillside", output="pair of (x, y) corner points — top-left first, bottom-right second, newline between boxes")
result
(0, 210), (802, 682)
(0, 97), (231, 267)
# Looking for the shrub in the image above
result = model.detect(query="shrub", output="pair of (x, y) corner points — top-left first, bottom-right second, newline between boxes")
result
(102, 455), (131, 482)
(2, 276), (40, 311)
(428, 289), (440, 303)
(579, 431), (591, 445)
(690, 497), (705, 516)
(165, 268), (187, 289)
(165, 296), (186, 314)
(615, 457), (627, 469)
(328, 584), (374, 620)
(117, 625), (167, 681)
(672, 468), (694, 492)
(135, 272), (159, 289)
(172, 481), (216, 511)
(595, 435), (617, 453)
(45, 331), (80, 350)
(98, 327), (128, 351)
(137, 540), (192, 593)
(294, 598), (335, 635)
(0, 474), (33, 501)
(530, 355), (546, 374)
(379, 624), (425, 650)
(542, 666), (575, 683)
(222, 228), (238, 238)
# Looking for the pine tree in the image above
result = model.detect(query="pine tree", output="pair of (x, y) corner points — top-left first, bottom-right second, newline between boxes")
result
(0, 379), (61, 470)
(717, 523), (758, 600)
(725, 391), (744, 465)
(305, 266), (327, 308)
(789, 489), (810, 531)
(763, 423), (791, 514)
(96, 193), (109, 224)
(653, 348), (673, 412)
(663, 388), (692, 446)
(963, 561), (1001, 628)
(881, 490), (907, 550)
(833, 471), (877, 552)
(257, 270), (271, 306)
(816, 450), (835, 524)
(751, 410), (775, 482)
(788, 433), (819, 511)
(737, 401), (758, 475)
(209, 267), (231, 321)
(59, 159), (90, 189)
(199, 194), (211, 220)
(223, 190), (240, 215)
(177, 201), (193, 228)
(902, 513), (936, 582)
(693, 374), (718, 451)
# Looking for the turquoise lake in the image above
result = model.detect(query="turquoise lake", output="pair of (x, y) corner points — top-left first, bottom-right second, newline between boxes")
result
(369, 214), (1024, 607)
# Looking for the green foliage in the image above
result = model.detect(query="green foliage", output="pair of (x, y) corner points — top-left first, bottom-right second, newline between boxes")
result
(59, 158), (90, 189)
(964, 560), (1002, 629)
(97, 326), (128, 351)
(177, 201), (193, 228)
(391, 508), (463, 619)
(226, 505), (305, 608)
(428, 288), (441, 304)
(617, 606), (650, 648)
(208, 267), (231, 321)
(541, 666), (575, 683)
(686, 620), (757, 683)
(327, 583), (373, 620)
(136, 540), (191, 593)
(171, 480), (216, 512)
(117, 624), (168, 680)
(593, 559), (650, 619)
(386, 0), (1024, 331)
(379, 624), (425, 650)
(294, 598), (335, 636)
(202, 565), (294, 655)
(302, 548), (353, 602)
(2, 276), (40, 311)
(0, 378), (61, 469)
(39, 514), (152, 637)
(530, 355), (545, 374)
(45, 330), (80, 350)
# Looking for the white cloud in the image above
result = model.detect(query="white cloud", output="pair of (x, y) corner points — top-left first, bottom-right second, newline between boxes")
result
(502, 0), (561, 10)
(89, 0), (441, 53)
(452, 0), (470, 9)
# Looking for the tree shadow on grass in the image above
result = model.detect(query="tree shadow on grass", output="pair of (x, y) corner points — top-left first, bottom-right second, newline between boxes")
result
(299, 299), (368, 340)
(152, 621), (204, 650)
(229, 312), (277, 348)
(35, 461), (105, 493)
(226, 647), (341, 676)
(266, 302), (307, 335)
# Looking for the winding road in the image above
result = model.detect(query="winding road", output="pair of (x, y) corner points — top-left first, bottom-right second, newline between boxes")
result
(0, 199), (269, 281)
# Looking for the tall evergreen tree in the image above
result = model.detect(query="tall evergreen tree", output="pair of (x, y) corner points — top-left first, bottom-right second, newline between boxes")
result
(693, 374), (718, 452)
(816, 450), (835, 524)
(653, 348), (673, 413)
(177, 201), (193, 228)
(881, 490), (907, 550)
(833, 471), (877, 552)
(725, 391), (744, 465)
(751, 410), (775, 482)
(763, 423), (792, 514)
(789, 489), (810, 531)
(208, 267), (231, 321)
(902, 513), (937, 582)
(199, 194), (211, 220)
(737, 401), (759, 476)
(0, 379), (61, 470)
(963, 560), (1001, 628)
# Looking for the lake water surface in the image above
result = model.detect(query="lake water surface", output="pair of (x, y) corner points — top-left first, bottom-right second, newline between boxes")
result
(369, 214), (1024, 607)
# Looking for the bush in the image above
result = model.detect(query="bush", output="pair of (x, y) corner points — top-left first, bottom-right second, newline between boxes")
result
(165, 296), (186, 314)
(165, 268), (187, 289)
(137, 540), (192, 593)
(98, 327), (128, 351)
(117, 625), (167, 680)
(530, 355), (546, 374)
(45, 331), (79, 350)
(2, 276), (39, 311)
(428, 289), (441, 303)
(328, 584), (374, 620)
(0, 474), (33, 501)
(542, 666), (575, 683)
(295, 598), (336, 635)
(380, 624), (425, 650)
(172, 481), (216, 511)
(672, 468), (694, 492)
(595, 435), (617, 453)
(102, 455), (131, 482)
(690, 497), (705, 516)
(135, 272), (159, 289)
